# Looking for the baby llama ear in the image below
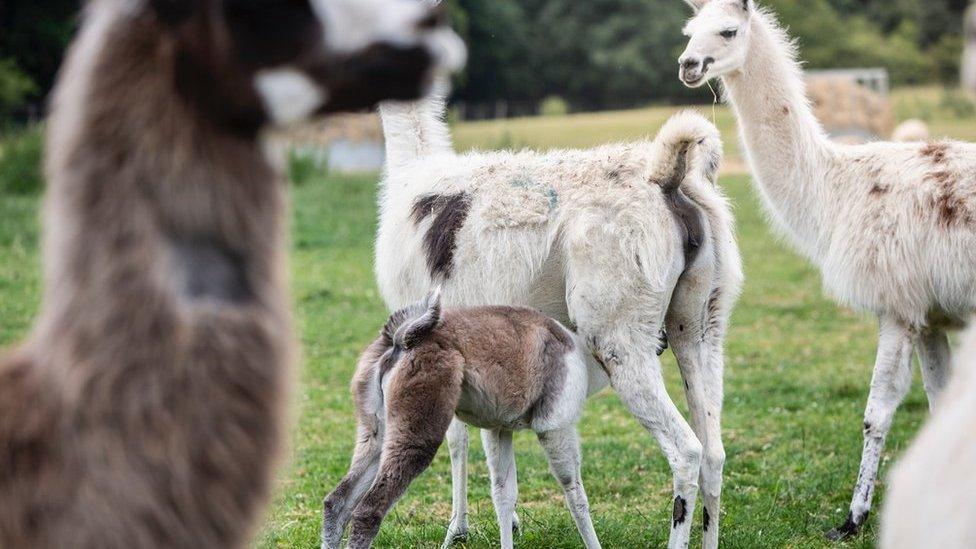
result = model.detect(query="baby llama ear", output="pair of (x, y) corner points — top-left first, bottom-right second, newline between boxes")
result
(425, 285), (443, 313)
(682, 0), (713, 12)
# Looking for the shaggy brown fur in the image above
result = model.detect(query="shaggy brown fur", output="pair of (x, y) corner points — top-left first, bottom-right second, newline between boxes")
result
(0, 1), (456, 547)
(322, 295), (601, 548)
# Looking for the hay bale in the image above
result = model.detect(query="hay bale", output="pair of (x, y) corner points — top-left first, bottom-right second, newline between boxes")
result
(806, 76), (894, 142)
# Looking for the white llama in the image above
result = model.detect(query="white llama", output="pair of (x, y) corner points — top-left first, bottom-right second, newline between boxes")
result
(678, 0), (976, 540)
(880, 324), (976, 549)
(366, 92), (742, 547)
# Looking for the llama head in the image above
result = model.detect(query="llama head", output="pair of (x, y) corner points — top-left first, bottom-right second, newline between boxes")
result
(126, 0), (465, 128)
(678, 0), (753, 88)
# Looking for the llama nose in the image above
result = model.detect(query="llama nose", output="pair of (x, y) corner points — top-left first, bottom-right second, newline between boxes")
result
(702, 56), (716, 71)
(681, 57), (701, 71)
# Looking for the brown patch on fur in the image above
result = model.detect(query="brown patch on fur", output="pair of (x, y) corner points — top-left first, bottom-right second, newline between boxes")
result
(920, 142), (950, 164)
(869, 184), (889, 196)
(925, 170), (971, 227)
(411, 193), (472, 279)
(782, 105), (790, 115)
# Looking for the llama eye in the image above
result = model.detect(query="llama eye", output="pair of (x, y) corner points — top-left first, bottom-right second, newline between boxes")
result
(720, 29), (738, 39)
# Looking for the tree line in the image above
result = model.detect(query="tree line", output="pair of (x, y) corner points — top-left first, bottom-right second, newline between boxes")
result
(0, 0), (971, 121)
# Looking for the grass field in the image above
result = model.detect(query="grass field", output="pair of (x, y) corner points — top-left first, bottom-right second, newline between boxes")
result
(1, 169), (932, 548)
(453, 85), (976, 166)
(5, 86), (972, 547)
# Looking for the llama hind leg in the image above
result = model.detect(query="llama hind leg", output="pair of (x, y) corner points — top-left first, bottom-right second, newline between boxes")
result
(916, 328), (951, 411)
(441, 419), (470, 548)
(668, 305), (726, 549)
(827, 315), (915, 541)
(537, 427), (601, 549)
(321, 417), (383, 549)
(482, 429), (518, 549)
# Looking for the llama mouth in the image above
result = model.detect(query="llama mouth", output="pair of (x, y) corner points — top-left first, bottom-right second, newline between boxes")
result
(682, 73), (705, 87)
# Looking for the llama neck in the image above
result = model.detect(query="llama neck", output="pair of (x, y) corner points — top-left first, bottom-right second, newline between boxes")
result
(722, 9), (836, 260)
(35, 9), (288, 367)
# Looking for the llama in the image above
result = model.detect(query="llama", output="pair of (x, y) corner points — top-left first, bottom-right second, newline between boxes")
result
(678, 0), (976, 540)
(322, 289), (607, 549)
(367, 91), (743, 547)
(0, 0), (463, 547)
(879, 324), (976, 549)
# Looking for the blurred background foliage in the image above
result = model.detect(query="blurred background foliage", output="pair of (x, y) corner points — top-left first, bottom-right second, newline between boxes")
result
(0, 0), (971, 118)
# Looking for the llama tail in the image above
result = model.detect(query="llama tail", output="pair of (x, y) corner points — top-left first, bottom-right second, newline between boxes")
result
(381, 287), (443, 351)
(378, 0), (459, 171)
(652, 110), (723, 191)
(379, 80), (455, 171)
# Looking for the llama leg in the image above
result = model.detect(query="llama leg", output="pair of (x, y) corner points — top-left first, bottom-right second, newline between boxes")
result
(321, 418), (384, 549)
(441, 418), (470, 548)
(537, 427), (601, 549)
(826, 315), (915, 541)
(916, 328), (951, 411)
(482, 428), (518, 549)
(668, 308), (726, 549)
(347, 352), (462, 549)
(591, 332), (702, 549)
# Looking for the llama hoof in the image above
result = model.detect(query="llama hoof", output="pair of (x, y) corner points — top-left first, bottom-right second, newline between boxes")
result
(825, 512), (862, 541)
(441, 519), (469, 548)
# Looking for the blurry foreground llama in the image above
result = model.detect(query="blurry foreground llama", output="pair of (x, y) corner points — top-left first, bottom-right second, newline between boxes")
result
(881, 326), (976, 548)
(0, 0), (464, 547)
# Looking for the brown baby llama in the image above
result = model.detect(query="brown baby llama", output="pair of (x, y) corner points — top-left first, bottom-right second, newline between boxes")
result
(322, 289), (608, 549)
(0, 0), (463, 547)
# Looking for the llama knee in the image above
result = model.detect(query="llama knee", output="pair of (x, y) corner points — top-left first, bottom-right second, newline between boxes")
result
(675, 436), (704, 485)
(701, 445), (726, 494)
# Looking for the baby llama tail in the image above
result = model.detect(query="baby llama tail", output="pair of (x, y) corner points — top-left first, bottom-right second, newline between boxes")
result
(652, 110), (724, 190)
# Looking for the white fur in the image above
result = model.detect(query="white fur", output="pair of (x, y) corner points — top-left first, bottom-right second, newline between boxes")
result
(376, 91), (742, 548)
(312, 0), (466, 72)
(881, 322), (976, 549)
(255, 69), (327, 125)
(679, 0), (976, 536)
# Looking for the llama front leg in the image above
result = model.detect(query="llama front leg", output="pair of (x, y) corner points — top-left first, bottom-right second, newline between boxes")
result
(482, 429), (518, 549)
(441, 419), (470, 548)
(916, 328), (951, 411)
(826, 316), (915, 541)
(321, 418), (384, 549)
(537, 427), (601, 549)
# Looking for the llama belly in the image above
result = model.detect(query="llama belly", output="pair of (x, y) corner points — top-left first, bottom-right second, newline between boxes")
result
(455, 385), (533, 431)
(820, 226), (976, 325)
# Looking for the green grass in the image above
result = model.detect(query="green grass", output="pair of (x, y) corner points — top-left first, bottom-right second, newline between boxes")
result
(0, 168), (931, 548)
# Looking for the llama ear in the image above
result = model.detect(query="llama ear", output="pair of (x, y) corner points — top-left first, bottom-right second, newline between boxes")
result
(682, 0), (713, 12)
(425, 285), (443, 314)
